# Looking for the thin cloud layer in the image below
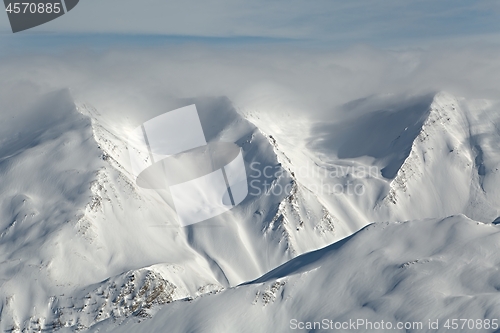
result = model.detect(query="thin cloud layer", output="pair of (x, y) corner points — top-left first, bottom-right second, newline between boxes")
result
(0, 43), (499, 127)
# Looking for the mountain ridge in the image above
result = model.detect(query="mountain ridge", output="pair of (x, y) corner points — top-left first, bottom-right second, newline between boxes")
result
(1, 90), (499, 332)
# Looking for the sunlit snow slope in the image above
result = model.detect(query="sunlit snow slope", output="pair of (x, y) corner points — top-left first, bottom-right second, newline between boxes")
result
(0, 91), (338, 331)
(90, 215), (500, 333)
(0, 89), (499, 332)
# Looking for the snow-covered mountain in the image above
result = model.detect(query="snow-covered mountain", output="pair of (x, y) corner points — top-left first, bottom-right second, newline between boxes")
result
(247, 92), (500, 227)
(88, 215), (500, 333)
(0, 89), (499, 332)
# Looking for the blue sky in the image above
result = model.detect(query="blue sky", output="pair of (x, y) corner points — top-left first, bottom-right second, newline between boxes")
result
(1, 0), (500, 49)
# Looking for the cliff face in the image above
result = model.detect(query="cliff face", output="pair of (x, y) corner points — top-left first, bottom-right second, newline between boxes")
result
(379, 92), (500, 224)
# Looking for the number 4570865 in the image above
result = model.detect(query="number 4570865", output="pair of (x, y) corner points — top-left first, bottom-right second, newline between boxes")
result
(6, 2), (61, 14)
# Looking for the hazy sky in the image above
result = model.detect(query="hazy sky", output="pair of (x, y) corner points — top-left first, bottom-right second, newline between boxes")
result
(1, 0), (500, 48)
(1, 1), (500, 126)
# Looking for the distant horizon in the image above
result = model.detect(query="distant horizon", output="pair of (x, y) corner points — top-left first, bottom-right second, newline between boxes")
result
(2, 0), (500, 49)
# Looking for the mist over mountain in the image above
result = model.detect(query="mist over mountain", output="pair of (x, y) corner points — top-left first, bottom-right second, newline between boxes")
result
(2, 0), (500, 330)
(0, 78), (499, 332)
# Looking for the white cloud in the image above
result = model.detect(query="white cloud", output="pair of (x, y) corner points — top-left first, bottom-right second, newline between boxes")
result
(1, 43), (499, 128)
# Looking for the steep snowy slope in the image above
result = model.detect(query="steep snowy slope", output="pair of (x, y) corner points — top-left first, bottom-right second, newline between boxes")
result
(83, 96), (340, 282)
(87, 215), (500, 333)
(377, 93), (500, 223)
(248, 92), (500, 229)
(0, 90), (107, 332)
(1, 88), (499, 332)
(0, 92), (339, 332)
(81, 91), (500, 333)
